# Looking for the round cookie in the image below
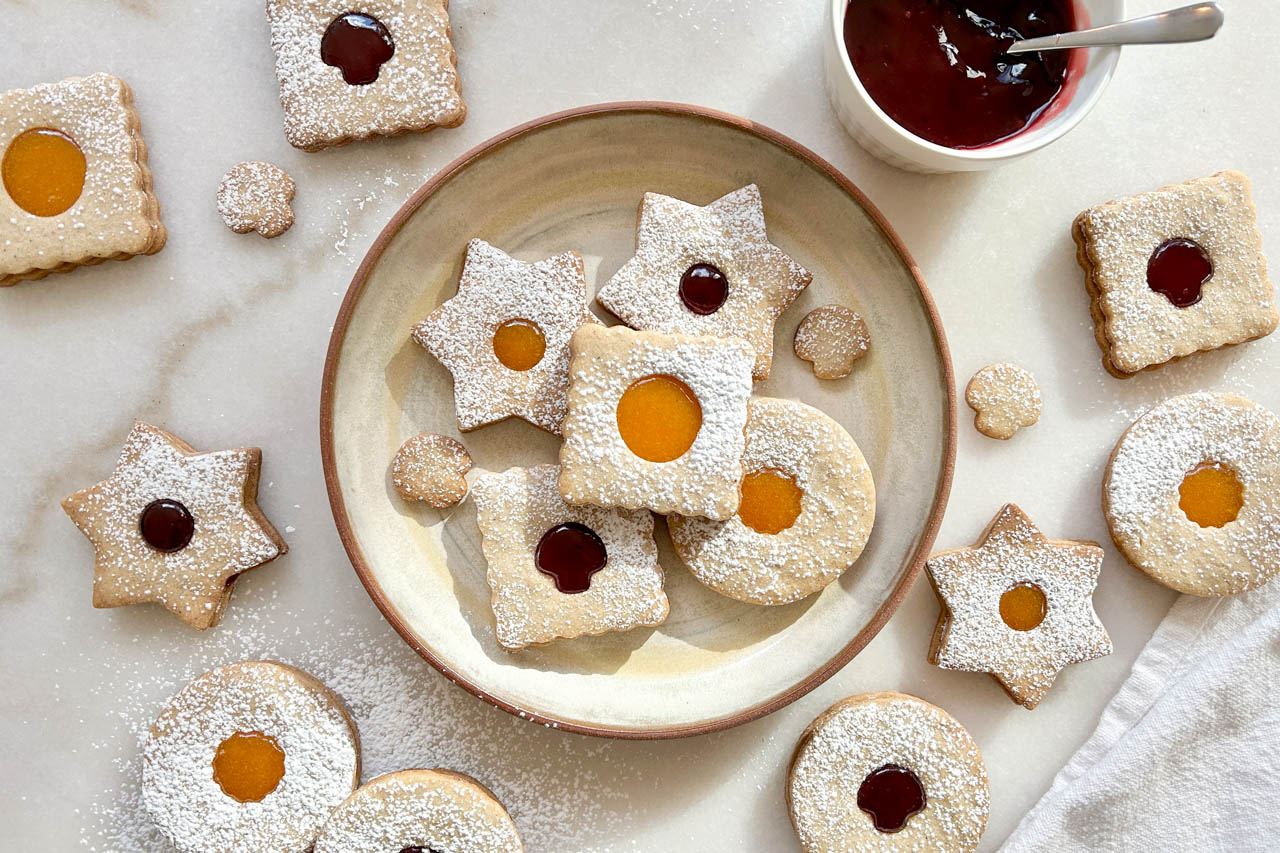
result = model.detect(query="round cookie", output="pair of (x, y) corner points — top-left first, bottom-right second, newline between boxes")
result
(1104, 391), (1280, 596)
(141, 660), (361, 853)
(787, 692), (988, 853)
(668, 397), (875, 605)
(314, 769), (523, 853)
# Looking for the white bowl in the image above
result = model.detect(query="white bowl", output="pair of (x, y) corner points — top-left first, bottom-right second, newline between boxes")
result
(824, 0), (1125, 172)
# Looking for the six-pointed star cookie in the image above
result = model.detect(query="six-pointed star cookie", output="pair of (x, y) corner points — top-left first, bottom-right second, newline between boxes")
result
(412, 239), (600, 435)
(62, 422), (287, 630)
(595, 183), (811, 380)
(925, 503), (1111, 709)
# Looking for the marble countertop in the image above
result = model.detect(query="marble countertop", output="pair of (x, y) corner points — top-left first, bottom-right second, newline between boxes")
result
(3, 1), (1277, 849)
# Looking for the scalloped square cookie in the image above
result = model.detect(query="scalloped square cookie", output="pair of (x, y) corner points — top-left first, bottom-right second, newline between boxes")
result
(266, 0), (465, 151)
(1, 73), (165, 286)
(472, 464), (669, 650)
(557, 324), (754, 520)
(1073, 171), (1277, 377)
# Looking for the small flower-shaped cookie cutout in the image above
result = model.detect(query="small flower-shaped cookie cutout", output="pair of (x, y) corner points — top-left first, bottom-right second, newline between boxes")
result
(966, 363), (1042, 440)
(217, 161), (296, 238)
(793, 304), (870, 379)
(391, 433), (472, 509)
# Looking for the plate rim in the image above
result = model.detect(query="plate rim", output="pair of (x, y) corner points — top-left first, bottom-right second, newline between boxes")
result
(319, 101), (957, 739)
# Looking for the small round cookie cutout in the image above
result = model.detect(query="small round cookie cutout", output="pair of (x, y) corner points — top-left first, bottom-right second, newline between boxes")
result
(391, 433), (472, 508)
(787, 692), (988, 853)
(217, 161), (295, 238)
(1104, 391), (1280, 596)
(965, 362), (1042, 439)
(141, 660), (360, 853)
(794, 304), (871, 379)
(314, 769), (523, 853)
(668, 397), (875, 605)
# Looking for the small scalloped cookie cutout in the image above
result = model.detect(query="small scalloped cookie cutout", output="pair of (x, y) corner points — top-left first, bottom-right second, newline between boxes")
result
(391, 433), (472, 509)
(793, 304), (870, 379)
(217, 161), (296, 238)
(965, 363), (1042, 440)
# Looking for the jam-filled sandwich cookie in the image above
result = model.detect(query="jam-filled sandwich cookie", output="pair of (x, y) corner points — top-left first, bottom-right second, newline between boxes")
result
(314, 769), (523, 853)
(217, 161), (296, 238)
(267, 0), (465, 151)
(1073, 170), (1277, 378)
(793, 304), (871, 380)
(595, 183), (811, 380)
(1104, 391), (1280, 596)
(965, 362), (1041, 440)
(558, 324), (755, 520)
(668, 397), (875, 605)
(787, 692), (988, 853)
(926, 504), (1111, 709)
(413, 239), (600, 435)
(61, 422), (287, 630)
(1, 73), (165, 286)
(392, 433), (472, 508)
(473, 464), (668, 650)
(141, 661), (360, 853)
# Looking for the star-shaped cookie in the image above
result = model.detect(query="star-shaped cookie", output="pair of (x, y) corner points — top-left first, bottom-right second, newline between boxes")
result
(62, 422), (287, 630)
(595, 184), (811, 380)
(412, 239), (600, 435)
(926, 504), (1111, 709)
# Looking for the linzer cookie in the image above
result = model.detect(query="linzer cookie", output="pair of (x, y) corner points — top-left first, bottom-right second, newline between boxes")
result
(1073, 171), (1277, 377)
(314, 769), (523, 853)
(926, 504), (1111, 709)
(1, 73), (165, 286)
(965, 362), (1041, 440)
(141, 661), (360, 853)
(1104, 391), (1280, 596)
(557, 324), (754, 520)
(61, 422), (287, 630)
(595, 184), (812, 380)
(391, 432), (471, 508)
(413, 239), (600, 435)
(793, 304), (871, 379)
(217, 161), (296, 238)
(668, 397), (875, 605)
(787, 692), (988, 853)
(472, 464), (668, 650)
(266, 0), (466, 151)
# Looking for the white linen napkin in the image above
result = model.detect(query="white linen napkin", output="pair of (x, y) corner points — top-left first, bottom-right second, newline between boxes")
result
(1001, 580), (1280, 852)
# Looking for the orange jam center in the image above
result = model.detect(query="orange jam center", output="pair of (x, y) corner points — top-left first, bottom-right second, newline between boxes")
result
(616, 374), (702, 463)
(999, 582), (1047, 631)
(738, 467), (803, 534)
(1179, 462), (1243, 528)
(2, 127), (87, 217)
(211, 731), (286, 803)
(492, 319), (546, 371)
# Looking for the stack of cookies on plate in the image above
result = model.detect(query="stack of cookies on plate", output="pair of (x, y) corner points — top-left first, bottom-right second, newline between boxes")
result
(406, 184), (877, 650)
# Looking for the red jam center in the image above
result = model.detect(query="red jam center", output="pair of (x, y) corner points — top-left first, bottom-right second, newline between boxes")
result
(535, 522), (607, 594)
(320, 12), (395, 85)
(139, 498), (194, 552)
(679, 263), (729, 315)
(857, 764), (927, 833)
(1147, 238), (1213, 308)
(843, 0), (1075, 149)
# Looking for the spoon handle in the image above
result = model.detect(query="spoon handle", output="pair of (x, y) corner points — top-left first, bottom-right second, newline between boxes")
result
(1006, 2), (1224, 54)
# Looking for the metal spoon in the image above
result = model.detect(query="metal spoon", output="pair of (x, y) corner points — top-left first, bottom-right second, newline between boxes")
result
(1006, 2), (1224, 55)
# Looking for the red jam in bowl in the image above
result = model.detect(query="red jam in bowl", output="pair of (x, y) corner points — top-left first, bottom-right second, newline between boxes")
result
(843, 0), (1077, 149)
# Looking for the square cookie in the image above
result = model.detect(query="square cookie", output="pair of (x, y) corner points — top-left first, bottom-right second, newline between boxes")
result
(557, 324), (754, 520)
(472, 464), (669, 650)
(1073, 171), (1277, 377)
(266, 0), (465, 151)
(1, 73), (165, 287)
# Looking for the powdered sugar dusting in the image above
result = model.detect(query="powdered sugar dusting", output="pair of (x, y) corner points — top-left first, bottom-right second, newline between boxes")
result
(1104, 391), (1280, 595)
(668, 397), (874, 605)
(787, 692), (988, 853)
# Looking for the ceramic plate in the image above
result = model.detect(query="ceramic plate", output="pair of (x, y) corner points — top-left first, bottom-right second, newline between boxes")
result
(321, 103), (955, 738)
